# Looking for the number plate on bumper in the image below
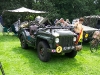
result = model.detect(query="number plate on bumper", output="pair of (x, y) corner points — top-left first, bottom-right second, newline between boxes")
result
(63, 46), (75, 50)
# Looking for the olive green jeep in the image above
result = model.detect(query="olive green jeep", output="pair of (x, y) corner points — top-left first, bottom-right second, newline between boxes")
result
(18, 18), (81, 62)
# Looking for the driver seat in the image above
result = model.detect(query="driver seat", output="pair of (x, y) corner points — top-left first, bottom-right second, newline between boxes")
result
(29, 25), (38, 35)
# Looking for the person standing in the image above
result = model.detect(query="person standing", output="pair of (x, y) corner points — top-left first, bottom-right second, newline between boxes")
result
(74, 17), (84, 50)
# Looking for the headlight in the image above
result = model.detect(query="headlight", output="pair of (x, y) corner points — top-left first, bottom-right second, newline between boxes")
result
(73, 37), (76, 41)
(85, 34), (88, 38)
(55, 38), (59, 43)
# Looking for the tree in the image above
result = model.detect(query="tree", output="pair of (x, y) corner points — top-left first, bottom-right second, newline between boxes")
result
(48, 0), (97, 21)
(0, 0), (99, 26)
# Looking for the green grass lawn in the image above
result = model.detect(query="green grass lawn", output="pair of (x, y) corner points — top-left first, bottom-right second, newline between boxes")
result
(0, 33), (100, 75)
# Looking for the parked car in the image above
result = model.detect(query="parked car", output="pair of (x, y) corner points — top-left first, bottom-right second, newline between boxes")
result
(18, 17), (82, 62)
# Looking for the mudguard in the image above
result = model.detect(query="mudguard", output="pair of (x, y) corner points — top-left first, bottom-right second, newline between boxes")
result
(37, 35), (53, 48)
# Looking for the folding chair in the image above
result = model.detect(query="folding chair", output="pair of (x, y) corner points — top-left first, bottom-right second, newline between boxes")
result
(0, 62), (5, 75)
(2, 26), (12, 35)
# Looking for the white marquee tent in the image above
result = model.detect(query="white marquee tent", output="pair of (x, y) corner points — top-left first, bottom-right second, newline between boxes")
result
(4, 7), (47, 14)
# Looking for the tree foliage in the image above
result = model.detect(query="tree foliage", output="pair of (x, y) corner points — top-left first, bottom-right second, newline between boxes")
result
(0, 0), (100, 26)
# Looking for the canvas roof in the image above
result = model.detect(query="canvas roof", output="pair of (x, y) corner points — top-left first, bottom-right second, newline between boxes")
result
(4, 7), (47, 14)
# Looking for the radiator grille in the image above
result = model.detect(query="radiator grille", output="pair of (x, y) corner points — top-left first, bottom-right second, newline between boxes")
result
(59, 36), (74, 47)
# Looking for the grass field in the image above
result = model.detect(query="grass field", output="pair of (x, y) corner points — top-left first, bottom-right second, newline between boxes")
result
(0, 33), (100, 75)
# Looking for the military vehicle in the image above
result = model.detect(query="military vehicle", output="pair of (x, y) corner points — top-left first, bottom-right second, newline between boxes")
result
(18, 17), (82, 62)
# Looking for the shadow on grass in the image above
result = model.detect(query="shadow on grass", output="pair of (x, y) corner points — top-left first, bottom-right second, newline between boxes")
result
(12, 46), (78, 63)
(82, 42), (90, 48)
(82, 42), (91, 52)
(12, 46), (83, 73)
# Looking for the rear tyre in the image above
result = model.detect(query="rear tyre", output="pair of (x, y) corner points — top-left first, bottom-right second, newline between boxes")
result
(20, 36), (28, 49)
(37, 41), (51, 62)
(65, 50), (77, 58)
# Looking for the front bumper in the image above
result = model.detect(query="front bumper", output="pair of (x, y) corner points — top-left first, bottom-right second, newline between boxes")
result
(48, 45), (82, 53)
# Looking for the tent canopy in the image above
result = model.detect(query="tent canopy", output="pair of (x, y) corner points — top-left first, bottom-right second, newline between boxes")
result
(3, 7), (47, 14)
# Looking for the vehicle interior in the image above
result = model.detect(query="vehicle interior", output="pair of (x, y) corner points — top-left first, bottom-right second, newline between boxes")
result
(19, 17), (52, 36)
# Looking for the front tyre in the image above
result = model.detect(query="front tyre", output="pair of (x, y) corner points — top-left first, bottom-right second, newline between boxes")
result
(37, 41), (51, 62)
(65, 50), (77, 58)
